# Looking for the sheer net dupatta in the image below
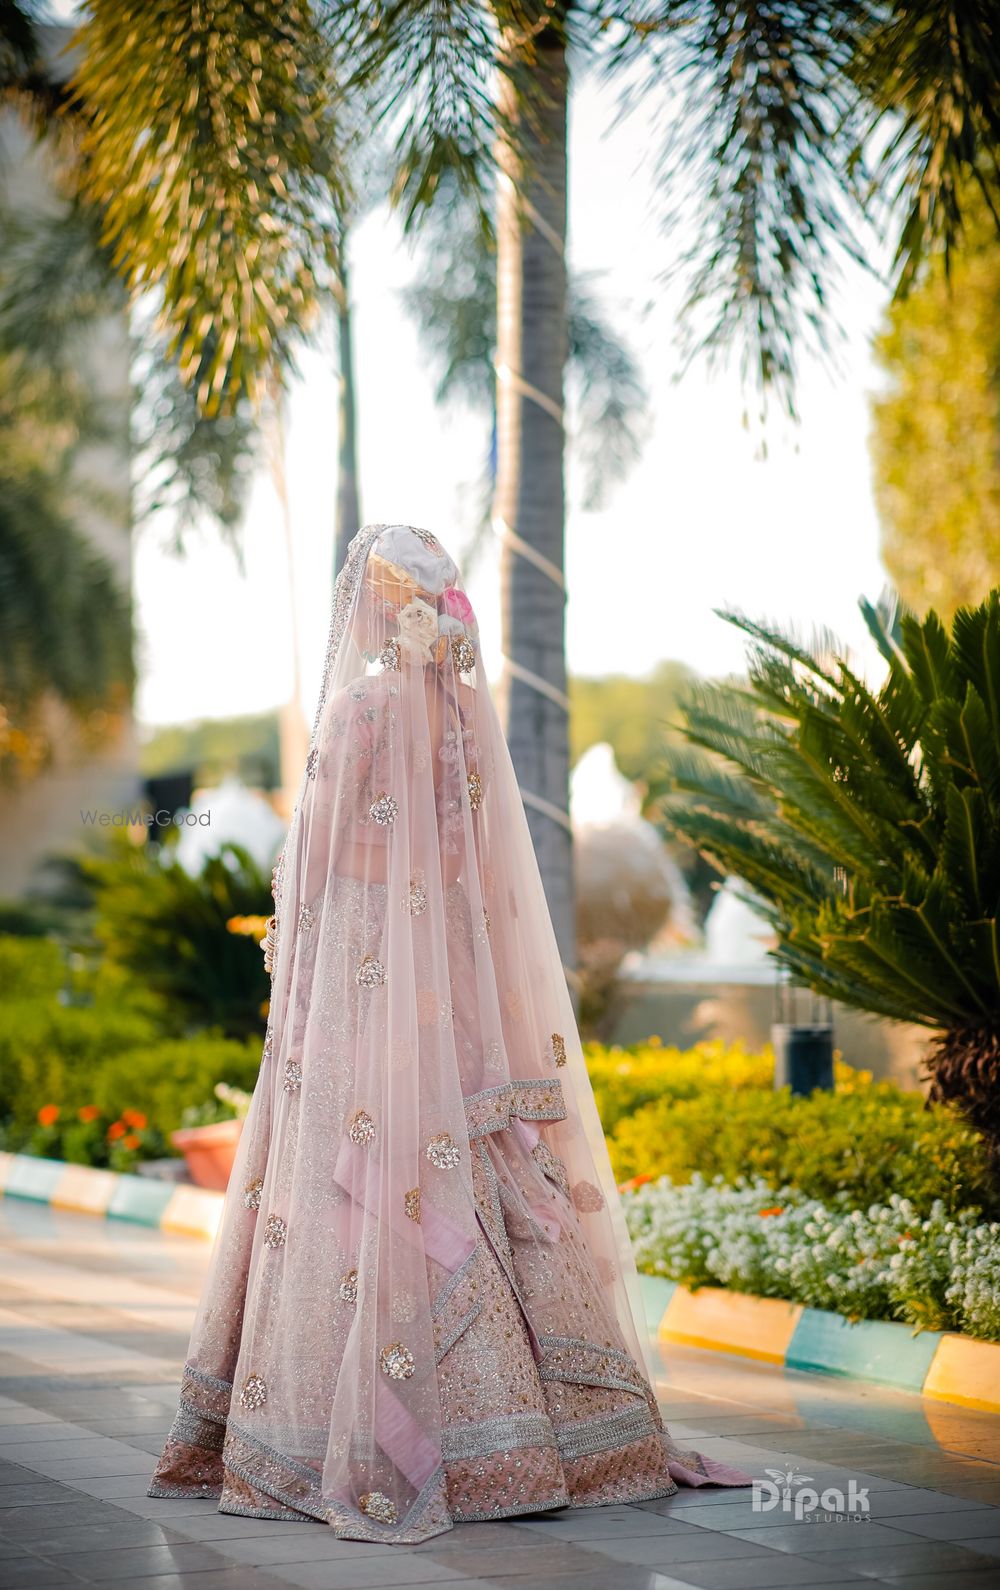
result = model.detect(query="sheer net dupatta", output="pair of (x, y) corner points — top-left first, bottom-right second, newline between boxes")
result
(146, 523), (750, 1544)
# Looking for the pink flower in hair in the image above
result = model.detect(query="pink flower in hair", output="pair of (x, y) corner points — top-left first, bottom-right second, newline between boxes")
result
(441, 586), (476, 627)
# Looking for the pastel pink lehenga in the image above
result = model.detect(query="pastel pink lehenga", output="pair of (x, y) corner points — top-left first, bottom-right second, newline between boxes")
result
(148, 524), (749, 1542)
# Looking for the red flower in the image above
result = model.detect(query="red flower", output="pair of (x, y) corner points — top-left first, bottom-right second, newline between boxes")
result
(121, 1110), (147, 1130)
(37, 1104), (60, 1127)
(78, 1105), (101, 1123)
(122, 1133), (141, 1150)
(106, 1120), (127, 1141)
(758, 1206), (783, 1218)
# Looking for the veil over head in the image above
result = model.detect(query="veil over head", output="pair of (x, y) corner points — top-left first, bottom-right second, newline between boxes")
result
(149, 524), (748, 1541)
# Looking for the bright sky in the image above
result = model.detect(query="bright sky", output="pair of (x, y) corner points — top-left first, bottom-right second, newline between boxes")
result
(56, 15), (889, 732)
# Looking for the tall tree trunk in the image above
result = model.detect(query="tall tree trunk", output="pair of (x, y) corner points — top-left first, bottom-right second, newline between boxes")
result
(494, 21), (574, 975)
(265, 377), (308, 819)
(333, 238), (361, 580)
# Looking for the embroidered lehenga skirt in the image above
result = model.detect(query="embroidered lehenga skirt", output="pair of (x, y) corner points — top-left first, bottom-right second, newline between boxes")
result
(149, 873), (748, 1539)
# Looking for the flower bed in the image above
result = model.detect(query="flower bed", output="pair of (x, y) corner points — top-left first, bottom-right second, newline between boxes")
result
(587, 1038), (997, 1219)
(622, 1174), (1000, 1343)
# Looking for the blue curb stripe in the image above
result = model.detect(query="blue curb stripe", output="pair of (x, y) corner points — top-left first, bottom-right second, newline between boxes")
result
(4, 1155), (67, 1202)
(107, 1175), (178, 1227)
(639, 1273), (677, 1327)
(787, 1307), (943, 1392)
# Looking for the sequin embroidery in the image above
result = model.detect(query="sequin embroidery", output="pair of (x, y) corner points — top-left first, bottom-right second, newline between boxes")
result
(264, 1214), (287, 1248)
(239, 1373), (267, 1411)
(356, 954), (386, 988)
(426, 1132), (461, 1170)
(283, 1058), (302, 1093)
(348, 1109), (376, 1147)
(571, 1181), (605, 1212)
(467, 770), (484, 811)
(404, 1187), (421, 1222)
(451, 633), (476, 673)
(369, 791), (398, 826)
(359, 1490), (398, 1525)
(242, 1177), (263, 1211)
(379, 1342), (415, 1380)
(298, 903), (315, 933)
(339, 1268), (358, 1304)
(378, 637), (400, 671)
(550, 1032), (568, 1067)
(305, 746), (319, 778)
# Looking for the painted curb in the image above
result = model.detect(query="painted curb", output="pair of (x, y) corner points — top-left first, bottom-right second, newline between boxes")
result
(643, 1277), (1000, 1413)
(1, 1153), (997, 1415)
(0, 1152), (224, 1237)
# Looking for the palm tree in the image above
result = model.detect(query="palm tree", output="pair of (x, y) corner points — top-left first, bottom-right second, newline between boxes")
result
(402, 198), (649, 528)
(69, 0), (1000, 970)
(653, 592), (1000, 1174)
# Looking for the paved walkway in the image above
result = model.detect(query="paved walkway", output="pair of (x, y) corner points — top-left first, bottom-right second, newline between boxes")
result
(1, 1198), (999, 1590)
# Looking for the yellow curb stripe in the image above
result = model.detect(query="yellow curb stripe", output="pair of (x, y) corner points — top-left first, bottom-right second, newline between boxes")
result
(159, 1184), (225, 1239)
(659, 1284), (803, 1365)
(923, 1333), (1000, 1413)
(50, 1164), (118, 1215)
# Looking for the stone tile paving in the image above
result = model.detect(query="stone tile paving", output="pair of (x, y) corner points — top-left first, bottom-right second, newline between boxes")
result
(1, 1197), (999, 1589)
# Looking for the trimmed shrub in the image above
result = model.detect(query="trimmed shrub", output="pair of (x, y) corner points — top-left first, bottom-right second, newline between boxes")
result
(610, 1080), (997, 1219)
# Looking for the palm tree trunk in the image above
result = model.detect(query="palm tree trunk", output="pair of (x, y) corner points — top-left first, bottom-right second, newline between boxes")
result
(265, 377), (309, 818)
(333, 239), (361, 579)
(494, 19), (574, 975)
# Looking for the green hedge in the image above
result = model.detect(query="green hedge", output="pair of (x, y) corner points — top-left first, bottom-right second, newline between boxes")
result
(0, 934), (264, 1163)
(606, 1068), (996, 1219)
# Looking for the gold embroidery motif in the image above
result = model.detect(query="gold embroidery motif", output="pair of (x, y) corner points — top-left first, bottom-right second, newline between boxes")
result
(348, 1109), (376, 1147)
(356, 954), (386, 988)
(550, 1032), (568, 1067)
(467, 770), (484, 811)
(239, 1373), (267, 1410)
(359, 1490), (398, 1525)
(451, 633), (476, 673)
(369, 791), (398, 826)
(426, 1132), (461, 1170)
(338, 1268), (358, 1303)
(264, 1214), (287, 1248)
(241, 1177), (263, 1211)
(404, 1187), (421, 1222)
(379, 1342), (415, 1380)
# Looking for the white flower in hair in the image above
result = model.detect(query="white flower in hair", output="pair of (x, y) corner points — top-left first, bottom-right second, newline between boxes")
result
(397, 598), (439, 661)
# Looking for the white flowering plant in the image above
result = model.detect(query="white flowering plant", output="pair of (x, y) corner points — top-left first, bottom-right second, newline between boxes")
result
(623, 1174), (1000, 1342)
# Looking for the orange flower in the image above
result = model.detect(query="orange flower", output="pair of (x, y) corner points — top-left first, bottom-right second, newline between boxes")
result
(37, 1104), (60, 1127)
(121, 1110), (147, 1129)
(106, 1120), (127, 1141)
(122, 1133), (141, 1150)
(758, 1206), (783, 1218)
(78, 1104), (101, 1123)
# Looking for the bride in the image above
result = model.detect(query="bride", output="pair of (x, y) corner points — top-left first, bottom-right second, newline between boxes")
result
(148, 523), (749, 1541)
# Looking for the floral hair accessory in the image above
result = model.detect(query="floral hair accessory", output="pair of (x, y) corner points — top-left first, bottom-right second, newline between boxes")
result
(397, 598), (439, 662)
(440, 586), (476, 629)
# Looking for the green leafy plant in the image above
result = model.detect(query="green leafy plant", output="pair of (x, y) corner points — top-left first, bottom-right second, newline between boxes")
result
(84, 839), (273, 1039)
(610, 1078), (997, 1220)
(654, 591), (1000, 1173)
(587, 1037), (779, 1133)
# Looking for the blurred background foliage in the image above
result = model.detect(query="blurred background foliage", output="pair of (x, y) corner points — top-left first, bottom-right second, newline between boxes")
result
(872, 186), (1000, 620)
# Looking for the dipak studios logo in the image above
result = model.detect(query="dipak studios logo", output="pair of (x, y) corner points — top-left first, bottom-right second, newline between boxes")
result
(753, 1466), (871, 1523)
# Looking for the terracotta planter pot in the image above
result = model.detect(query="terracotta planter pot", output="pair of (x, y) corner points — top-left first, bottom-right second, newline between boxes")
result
(170, 1118), (244, 1190)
